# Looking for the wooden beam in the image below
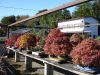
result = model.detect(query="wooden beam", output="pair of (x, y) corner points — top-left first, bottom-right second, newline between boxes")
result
(8, 0), (92, 27)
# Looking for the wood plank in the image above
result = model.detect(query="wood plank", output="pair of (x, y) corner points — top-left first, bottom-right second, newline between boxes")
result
(6, 47), (100, 75)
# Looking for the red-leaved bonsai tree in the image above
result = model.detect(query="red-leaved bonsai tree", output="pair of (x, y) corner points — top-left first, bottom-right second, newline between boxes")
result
(5, 35), (19, 47)
(43, 28), (72, 56)
(70, 38), (100, 67)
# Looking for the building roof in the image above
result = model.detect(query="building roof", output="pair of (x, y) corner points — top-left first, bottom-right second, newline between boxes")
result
(58, 17), (96, 23)
(10, 28), (32, 34)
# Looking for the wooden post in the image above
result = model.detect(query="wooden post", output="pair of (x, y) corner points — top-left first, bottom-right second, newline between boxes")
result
(44, 63), (53, 75)
(15, 52), (20, 62)
(7, 27), (10, 38)
(25, 56), (32, 70)
(7, 49), (11, 54)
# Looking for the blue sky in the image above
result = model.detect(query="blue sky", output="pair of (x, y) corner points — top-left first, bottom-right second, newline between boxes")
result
(0, 0), (75, 20)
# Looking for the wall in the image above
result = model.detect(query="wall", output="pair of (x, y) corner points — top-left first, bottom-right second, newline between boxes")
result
(58, 17), (98, 38)
(84, 17), (98, 38)
(58, 19), (84, 33)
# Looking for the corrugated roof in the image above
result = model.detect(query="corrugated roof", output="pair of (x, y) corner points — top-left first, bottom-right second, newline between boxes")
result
(10, 28), (32, 34)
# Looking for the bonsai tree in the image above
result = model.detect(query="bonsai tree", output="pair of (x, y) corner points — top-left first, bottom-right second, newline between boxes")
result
(5, 35), (19, 47)
(70, 38), (100, 67)
(70, 33), (82, 47)
(15, 33), (40, 49)
(43, 28), (72, 56)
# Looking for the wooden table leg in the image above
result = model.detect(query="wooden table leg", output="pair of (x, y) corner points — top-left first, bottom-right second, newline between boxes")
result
(15, 52), (20, 62)
(44, 63), (53, 75)
(7, 48), (12, 54)
(25, 56), (32, 70)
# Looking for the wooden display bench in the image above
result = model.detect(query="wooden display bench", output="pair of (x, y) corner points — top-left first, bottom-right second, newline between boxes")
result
(6, 46), (100, 75)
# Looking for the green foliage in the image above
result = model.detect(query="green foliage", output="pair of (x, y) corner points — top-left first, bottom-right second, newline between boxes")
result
(0, 38), (4, 43)
(72, 0), (100, 35)
(61, 9), (72, 20)
(45, 9), (71, 28)
(96, 36), (100, 40)
(16, 15), (29, 21)
(1, 15), (16, 25)
(26, 9), (71, 29)
(0, 29), (6, 36)
(38, 37), (45, 47)
(37, 9), (48, 14)
(39, 16), (48, 26)
(72, 3), (93, 18)
(80, 34), (88, 39)
(72, 0), (100, 21)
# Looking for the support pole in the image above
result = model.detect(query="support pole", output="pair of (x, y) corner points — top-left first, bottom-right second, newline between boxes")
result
(7, 49), (11, 54)
(44, 63), (53, 75)
(25, 56), (32, 70)
(7, 27), (10, 38)
(15, 52), (20, 62)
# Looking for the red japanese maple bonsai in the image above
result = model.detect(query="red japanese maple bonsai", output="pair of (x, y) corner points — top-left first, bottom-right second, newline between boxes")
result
(5, 35), (19, 47)
(44, 28), (72, 56)
(70, 38), (100, 67)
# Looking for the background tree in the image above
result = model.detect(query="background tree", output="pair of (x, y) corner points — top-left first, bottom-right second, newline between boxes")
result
(61, 9), (72, 20)
(16, 15), (29, 28)
(37, 9), (71, 28)
(72, 0), (100, 21)
(36, 9), (48, 14)
(72, 0), (100, 35)
(16, 15), (29, 21)
(72, 3), (93, 18)
(1, 15), (16, 25)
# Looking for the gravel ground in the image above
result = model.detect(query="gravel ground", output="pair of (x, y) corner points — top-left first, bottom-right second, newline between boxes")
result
(7, 56), (76, 75)
(8, 56), (44, 75)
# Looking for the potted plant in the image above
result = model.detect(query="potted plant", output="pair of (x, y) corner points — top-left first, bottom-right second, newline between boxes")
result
(44, 28), (72, 62)
(70, 38), (100, 73)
